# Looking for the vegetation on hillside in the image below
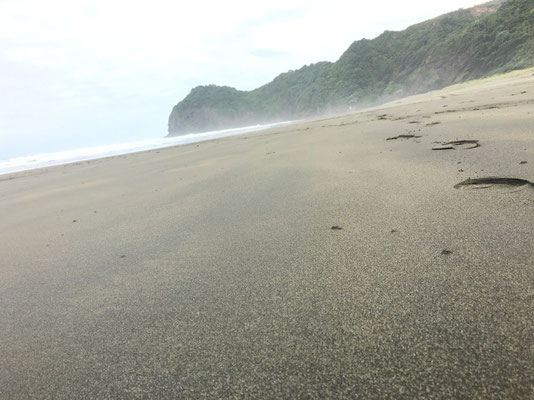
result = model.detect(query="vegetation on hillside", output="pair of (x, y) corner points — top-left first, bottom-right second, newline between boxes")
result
(169, 0), (534, 135)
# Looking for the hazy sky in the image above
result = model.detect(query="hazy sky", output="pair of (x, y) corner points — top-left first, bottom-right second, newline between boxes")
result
(0, 0), (481, 159)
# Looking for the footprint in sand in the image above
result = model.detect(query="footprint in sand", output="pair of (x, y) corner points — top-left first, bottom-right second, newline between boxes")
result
(432, 140), (479, 150)
(386, 134), (421, 141)
(454, 177), (534, 191)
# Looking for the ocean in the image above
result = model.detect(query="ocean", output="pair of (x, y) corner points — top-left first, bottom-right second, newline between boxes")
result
(0, 121), (291, 175)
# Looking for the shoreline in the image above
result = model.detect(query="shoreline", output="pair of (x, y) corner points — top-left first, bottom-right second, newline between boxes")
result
(0, 120), (295, 177)
(3, 67), (532, 179)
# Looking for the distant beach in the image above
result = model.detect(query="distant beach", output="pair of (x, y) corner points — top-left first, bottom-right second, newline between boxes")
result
(0, 121), (293, 175)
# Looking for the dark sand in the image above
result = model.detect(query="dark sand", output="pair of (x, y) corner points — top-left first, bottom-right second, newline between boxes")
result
(1, 70), (534, 398)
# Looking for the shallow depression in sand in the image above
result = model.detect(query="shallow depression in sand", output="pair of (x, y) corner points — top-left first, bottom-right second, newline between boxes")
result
(454, 177), (534, 191)
(386, 134), (422, 141)
(433, 140), (480, 150)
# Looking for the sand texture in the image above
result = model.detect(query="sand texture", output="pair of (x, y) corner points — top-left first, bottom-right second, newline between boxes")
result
(1, 71), (534, 398)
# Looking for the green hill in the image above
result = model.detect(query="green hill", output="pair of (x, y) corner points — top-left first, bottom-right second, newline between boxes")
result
(168, 0), (534, 136)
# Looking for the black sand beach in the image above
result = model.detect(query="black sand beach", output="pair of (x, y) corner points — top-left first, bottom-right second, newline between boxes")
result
(1, 71), (534, 398)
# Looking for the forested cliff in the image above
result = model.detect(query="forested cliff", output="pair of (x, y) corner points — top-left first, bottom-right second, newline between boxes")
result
(168, 0), (534, 135)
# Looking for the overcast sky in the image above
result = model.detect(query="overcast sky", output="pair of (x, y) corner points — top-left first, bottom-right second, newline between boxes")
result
(0, 0), (481, 159)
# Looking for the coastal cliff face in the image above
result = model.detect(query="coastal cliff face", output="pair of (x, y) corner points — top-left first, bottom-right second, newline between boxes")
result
(168, 85), (255, 134)
(168, 0), (534, 136)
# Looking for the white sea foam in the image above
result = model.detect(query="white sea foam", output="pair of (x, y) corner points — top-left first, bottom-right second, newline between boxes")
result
(0, 121), (292, 175)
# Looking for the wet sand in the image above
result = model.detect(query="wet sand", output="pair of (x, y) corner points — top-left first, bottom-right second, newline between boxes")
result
(1, 70), (534, 398)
